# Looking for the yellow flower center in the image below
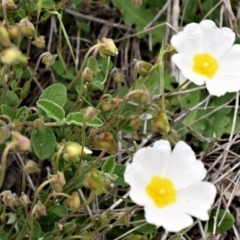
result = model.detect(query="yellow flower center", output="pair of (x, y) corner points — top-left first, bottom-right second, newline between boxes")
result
(146, 176), (176, 208)
(192, 53), (219, 78)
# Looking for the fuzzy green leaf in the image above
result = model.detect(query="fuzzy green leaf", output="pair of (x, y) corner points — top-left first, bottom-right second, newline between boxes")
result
(37, 99), (65, 123)
(33, 222), (41, 240)
(1, 104), (16, 119)
(91, 80), (104, 90)
(111, 0), (165, 45)
(0, 232), (8, 240)
(16, 106), (28, 121)
(3, 90), (19, 107)
(66, 112), (84, 126)
(66, 112), (103, 127)
(31, 127), (56, 160)
(208, 209), (235, 234)
(87, 118), (103, 127)
(52, 205), (68, 216)
(112, 164), (127, 187)
(39, 83), (67, 107)
(102, 156), (116, 174)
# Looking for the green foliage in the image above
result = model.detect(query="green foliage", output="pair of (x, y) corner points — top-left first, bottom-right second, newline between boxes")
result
(102, 156), (116, 174)
(51, 205), (68, 216)
(111, 0), (166, 45)
(0, 0), (238, 239)
(39, 83), (67, 107)
(66, 112), (103, 127)
(37, 99), (65, 123)
(208, 209), (235, 234)
(31, 127), (56, 160)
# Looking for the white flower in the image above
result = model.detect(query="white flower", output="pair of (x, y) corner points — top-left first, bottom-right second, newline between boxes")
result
(171, 20), (240, 96)
(124, 140), (216, 232)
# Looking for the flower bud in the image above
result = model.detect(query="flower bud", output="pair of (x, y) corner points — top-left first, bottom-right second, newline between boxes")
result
(33, 201), (47, 218)
(151, 109), (170, 133)
(12, 120), (23, 132)
(19, 192), (30, 206)
(8, 24), (20, 39)
(49, 171), (66, 192)
(117, 211), (131, 227)
(83, 169), (107, 194)
(81, 67), (95, 82)
(113, 71), (126, 83)
(1, 47), (27, 65)
(1, 190), (12, 206)
(0, 191), (19, 208)
(81, 107), (100, 121)
(93, 132), (118, 155)
(33, 118), (45, 130)
(0, 125), (10, 144)
(0, 24), (11, 48)
(11, 132), (31, 151)
(129, 115), (143, 130)
(65, 192), (81, 210)
(32, 35), (45, 48)
(63, 141), (92, 162)
(42, 53), (58, 67)
(131, 87), (149, 104)
(131, 0), (142, 7)
(92, 214), (108, 228)
(99, 38), (118, 57)
(134, 59), (152, 76)
(99, 97), (112, 112)
(1, 0), (17, 10)
(20, 18), (35, 37)
(25, 160), (40, 174)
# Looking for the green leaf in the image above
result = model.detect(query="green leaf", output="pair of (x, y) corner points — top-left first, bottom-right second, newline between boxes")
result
(102, 156), (116, 174)
(66, 112), (84, 126)
(1, 104), (16, 119)
(87, 56), (98, 73)
(0, 232), (8, 240)
(208, 209), (235, 234)
(33, 222), (41, 240)
(3, 90), (19, 107)
(37, 99), (65, 123)
(17, 217), (26, 231)
(43, 232), (52, 240)
(87, 117), (103, 127)
(62, 221), (76, 234)
(18, 8), (26, 19)
(66, 112), (103, 127)
(39, 83), (67, 107)
(42, 0), (55, 8)
(16, 106), (28, 121)
(111, 0), (165, 45)
(91, 80), (104, 90)
(51, 205), (68, 216)
(112, 164), (127, 186)
(31, 127), (56, 160)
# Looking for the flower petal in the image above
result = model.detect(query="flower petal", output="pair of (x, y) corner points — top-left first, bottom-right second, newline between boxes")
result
(124, 164), (150, 206)
(144, 203), (193, 232)
(171, 23), (202, 55)
(130, 145), (171, 176)
(165, 141), (206, 189)
(206, 46), (240, 96)
(176, 182), (217, 220)
(152, 139), (171, 151)
(199, 20), (235, 58)
(172, 53), (205, 85)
